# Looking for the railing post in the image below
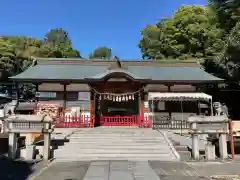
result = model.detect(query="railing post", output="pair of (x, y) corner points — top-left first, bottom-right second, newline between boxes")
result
(8, 122), (18, 159)
(229, 119), (235, 160)
(43, 122), (51, 161)
(191, 122), (199, 160)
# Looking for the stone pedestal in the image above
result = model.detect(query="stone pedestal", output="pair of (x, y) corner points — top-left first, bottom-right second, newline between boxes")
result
(25, 145), (36, 160)
(205, 143), (216, 160)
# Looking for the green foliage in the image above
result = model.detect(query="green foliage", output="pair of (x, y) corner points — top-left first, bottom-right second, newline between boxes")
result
(209, 0), (240, 32)
(44, 28), (80, 58)
(0, 28), (81, 75)
(89, 46), (112, 59)
(139, 2), (240, 80)
(139, 5), (222, 60)
(44, 28), (72, 48)
(0, 38), (16, 72)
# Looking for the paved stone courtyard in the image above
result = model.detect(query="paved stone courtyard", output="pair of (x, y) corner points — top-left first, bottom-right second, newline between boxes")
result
(27, 128), (240, 180)
(32, 160), (240, 180)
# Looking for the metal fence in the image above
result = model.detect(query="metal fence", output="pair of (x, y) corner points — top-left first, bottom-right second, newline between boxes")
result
(152, 119), (190, 129)
(151, 115), (190, 129)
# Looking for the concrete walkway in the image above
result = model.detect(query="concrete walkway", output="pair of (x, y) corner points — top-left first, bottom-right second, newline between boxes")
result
(27, 128), (240, 180)
(32, 160), (240, 180)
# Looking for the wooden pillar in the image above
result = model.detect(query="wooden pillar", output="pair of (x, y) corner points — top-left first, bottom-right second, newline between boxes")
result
(167, 85), (171, 92)
(90, 91), (95, 128)
(63, 84), (67, 111)
(140, 91), (144, 118)
(196, 100), (200, 115)
(138, 90), (145, 126)
(167, 84), (172, 118)
(34, 83), (41, 114)
(35, 83), (39, 107)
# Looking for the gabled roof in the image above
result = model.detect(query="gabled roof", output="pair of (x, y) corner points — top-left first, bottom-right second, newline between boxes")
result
(9, 58), (223, 83)
(86, 68), (151, 81)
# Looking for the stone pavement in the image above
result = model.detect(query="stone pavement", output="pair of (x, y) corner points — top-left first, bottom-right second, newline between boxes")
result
(32, 160), (240, 180)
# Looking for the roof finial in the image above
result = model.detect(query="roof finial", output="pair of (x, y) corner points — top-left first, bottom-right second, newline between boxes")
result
(31, 57), (38, 67)
(115, 57), (121, 68)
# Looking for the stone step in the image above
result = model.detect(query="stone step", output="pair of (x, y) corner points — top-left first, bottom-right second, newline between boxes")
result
(68, 139), (168, 142)
(55, 145), (171, 150)
(174, 145), (189, 151)
(55, 156), (177, 162)
(54, 149), (172, 154)
(70, 136), (163, 139)
(72, 131), (159, 133)
(56, 146), (170, 150)
(52, 128), (178, 162)
(69, 136), (165, 139)
(68, 140), (166, 143)
(178, 151), (191, 161)
(72, 131), (159, 134)
(54, 153), (174, 158)
(65, 143), (169, 146)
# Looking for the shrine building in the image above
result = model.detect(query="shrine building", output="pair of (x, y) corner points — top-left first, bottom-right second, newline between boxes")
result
(9, 58), (222, 127)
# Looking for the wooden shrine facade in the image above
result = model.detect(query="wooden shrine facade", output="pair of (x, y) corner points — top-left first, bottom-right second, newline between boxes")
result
(9, 58), (223, 128)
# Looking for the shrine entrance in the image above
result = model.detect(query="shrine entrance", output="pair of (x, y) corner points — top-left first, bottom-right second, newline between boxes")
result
(88, 72), (145, 127)
(95, 93), (140, 126)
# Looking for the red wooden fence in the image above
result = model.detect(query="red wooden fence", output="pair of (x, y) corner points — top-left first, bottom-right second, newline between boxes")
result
(53, 114), (151, 128)
(100, 115), (139, 126)
(54, 115), (94, 128)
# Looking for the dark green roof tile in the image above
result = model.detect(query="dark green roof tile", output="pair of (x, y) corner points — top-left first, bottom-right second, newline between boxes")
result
(87, 68), (150, 80)
(9, 58), (223, 82)
(127, 66), (222, 81)
(10, 64), (109, 81)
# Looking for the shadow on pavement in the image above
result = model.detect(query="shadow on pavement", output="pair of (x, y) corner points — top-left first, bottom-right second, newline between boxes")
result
(0, 155), (35, 180)
(33, 135), (70, 150)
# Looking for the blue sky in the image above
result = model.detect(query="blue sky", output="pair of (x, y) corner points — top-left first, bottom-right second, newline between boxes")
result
(1, 0), (206, 59)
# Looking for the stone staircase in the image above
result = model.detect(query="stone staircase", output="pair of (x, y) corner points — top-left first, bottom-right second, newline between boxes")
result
(53, 127), (179, 162)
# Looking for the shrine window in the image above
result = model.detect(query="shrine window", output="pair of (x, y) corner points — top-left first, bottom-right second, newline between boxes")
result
(66, 92), (91, 111)
(38, 92), (57, 100)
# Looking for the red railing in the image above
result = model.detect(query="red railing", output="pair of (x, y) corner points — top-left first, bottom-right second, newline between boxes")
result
(100, 115), (138, 126)
(52, 114), (152, 128)
(54, 114), (94, 128)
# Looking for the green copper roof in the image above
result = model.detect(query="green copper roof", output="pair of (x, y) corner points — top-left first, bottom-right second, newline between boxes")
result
(9, 58), (223, 82)
(127, 66), (221, 81)
(10, 64), (110, 81)
(87, 68), (150, 80)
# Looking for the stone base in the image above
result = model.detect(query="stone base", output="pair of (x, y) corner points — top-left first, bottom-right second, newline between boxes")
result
(205, 144), (216, 161)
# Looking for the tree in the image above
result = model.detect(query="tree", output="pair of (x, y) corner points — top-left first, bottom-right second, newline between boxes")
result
(202, 0), (240, 79)
(44, 28), (72, 48)
(211, 21), (240, 80)
(0, 38), (16, 73)
(139, 5), (222, 60)
(89, 46), (112, 59)
(209, 0), (240, 32)
(44, 28), (81, 58)
(0, 29), (81, 76)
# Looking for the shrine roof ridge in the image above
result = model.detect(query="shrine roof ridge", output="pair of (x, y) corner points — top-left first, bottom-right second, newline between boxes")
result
(35, 57), (203, 67)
